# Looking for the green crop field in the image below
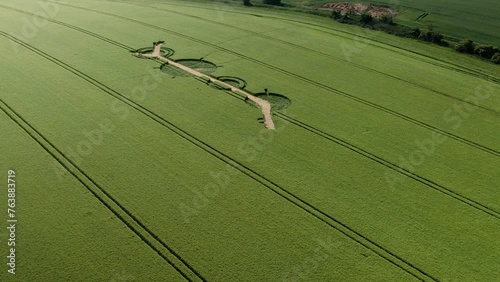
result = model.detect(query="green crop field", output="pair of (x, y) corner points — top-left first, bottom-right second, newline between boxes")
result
(284, 0), (500, 46)
(0, 0), (499, 281)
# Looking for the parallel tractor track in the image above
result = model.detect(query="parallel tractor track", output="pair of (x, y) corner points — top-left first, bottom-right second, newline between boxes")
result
(1, 30), (207, 281)
(0, 99), (203, 282)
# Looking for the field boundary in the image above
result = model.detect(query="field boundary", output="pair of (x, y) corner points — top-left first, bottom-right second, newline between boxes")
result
(0, 32), (205, 282)
(40, 1), (500, 158)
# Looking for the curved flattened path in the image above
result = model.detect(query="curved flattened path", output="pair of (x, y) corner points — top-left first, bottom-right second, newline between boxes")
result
(140, 42), (275, 129)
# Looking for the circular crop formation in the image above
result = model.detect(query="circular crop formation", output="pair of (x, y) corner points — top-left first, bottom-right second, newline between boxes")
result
(133, 47), (175, 59)
(216, 76), (247, 89)
(160, 59), (218, 77)
(249, 93), (292, 110)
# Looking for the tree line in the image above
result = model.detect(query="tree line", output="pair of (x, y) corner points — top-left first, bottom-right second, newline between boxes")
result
(243, 0), (281, 6)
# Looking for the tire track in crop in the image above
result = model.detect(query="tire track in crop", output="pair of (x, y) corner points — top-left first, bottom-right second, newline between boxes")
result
(1, 32), (437, 282)
(0, 4), (172, 74)
(268, 17), (500, 85)
(223, 92), (500, 219)
(285, 21), (500, 84)
(0, 103), (198, 282)
(0, 32), (205, 282)
(114, 0), (500, 116)
(0, 4), (132, 51)
(276, 113), (500, 217)
(42, 2), (500, 158)
(109, 0), (500, 85)
(4, 5), (497, 218)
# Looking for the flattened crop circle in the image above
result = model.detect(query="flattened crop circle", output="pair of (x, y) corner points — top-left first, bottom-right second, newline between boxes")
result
(217, 76), (247, 89)
(133, 47), (175, 58)
(160, 59), (218, 77)
(253, 93), (291, 110)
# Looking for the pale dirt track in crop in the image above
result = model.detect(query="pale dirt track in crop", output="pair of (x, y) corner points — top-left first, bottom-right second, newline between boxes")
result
(139, 42), (276, 129)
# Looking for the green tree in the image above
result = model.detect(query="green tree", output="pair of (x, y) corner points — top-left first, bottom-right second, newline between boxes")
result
(419, 31), (444, 44)
(410, 27), (421, 38)
(491, 53), (500, 64)
(455, 39), (476, 54)
(360, 13), (373, 25)
(263, 0), (281, 5)
(331, 10), (341, 20)
(430, 32), (444, 44)
(474, 45), (496, 59)
(243, 0), (252, 6)
(380, 15), (393, 24)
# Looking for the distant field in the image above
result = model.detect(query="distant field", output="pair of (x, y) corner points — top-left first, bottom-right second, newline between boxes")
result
(285, 0), (500, 46)
(0, 0), (499, 281)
